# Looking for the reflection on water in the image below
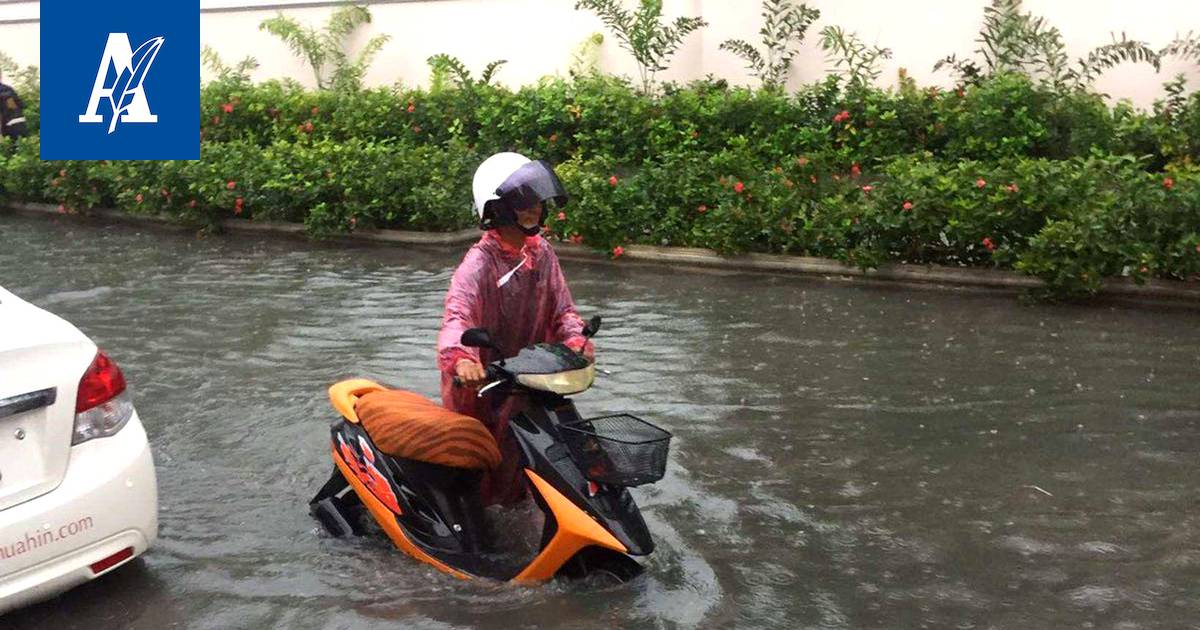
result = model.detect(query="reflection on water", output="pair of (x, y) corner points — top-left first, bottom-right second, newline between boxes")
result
(2, 213), (1198, 629)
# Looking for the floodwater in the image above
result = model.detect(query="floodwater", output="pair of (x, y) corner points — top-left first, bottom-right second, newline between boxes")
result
(2, 212), (1198, 629)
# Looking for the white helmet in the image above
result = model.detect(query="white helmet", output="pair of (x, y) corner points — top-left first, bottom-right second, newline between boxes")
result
(471, 152), (568, 233)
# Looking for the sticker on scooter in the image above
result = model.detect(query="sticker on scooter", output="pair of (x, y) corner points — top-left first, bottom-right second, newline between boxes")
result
(337, 434), (402, 514)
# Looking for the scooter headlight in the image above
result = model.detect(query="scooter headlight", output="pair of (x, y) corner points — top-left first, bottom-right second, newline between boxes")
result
(516, 364), (596, 395)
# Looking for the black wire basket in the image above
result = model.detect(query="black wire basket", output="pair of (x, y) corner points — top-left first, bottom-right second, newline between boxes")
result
(560, 414), (672, 487)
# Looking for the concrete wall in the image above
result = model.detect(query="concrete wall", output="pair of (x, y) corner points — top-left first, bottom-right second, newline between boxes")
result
(2, 0), (1198, 107)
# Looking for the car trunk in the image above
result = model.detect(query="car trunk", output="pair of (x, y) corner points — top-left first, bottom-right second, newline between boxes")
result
(0, 289), (95, 512)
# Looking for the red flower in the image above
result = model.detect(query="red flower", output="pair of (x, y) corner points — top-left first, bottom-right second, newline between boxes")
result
(982, 237), (996, 252)
(609, 175), (619, 186)
(797, 157), (810, 167)
(161, 188), (170, 198)
(850, 163), (862, 177)
(734, 181), (745, 193)
(1140, 265), (1149, 274)
(956, 88), (965, 98)
(234, 197), (244, 215)
(861, 185), (874, 193)
(902, 201), (914, 211)
(57, 204), (66, 214)
(222, 103), (234, 114)
(833, 110), (851, 124)
(304, 121), (315, 133)
(976, 178), (987, 189)
(406, 102), (415, 113)
(569, 234), (583, 244)
(557, 211), (566, 221)
(135, 193), (144, 204)
(612, 245), (625, 258)
(227, 180), (236, 190)
(350, 216), (357, 228)
(1163, 177), (1175, 190)
(311, 106), (319, 115)
(697, 204), (708, 214)
(810, 175), (818, 184)
(1006, 183), (1020, 193)
(548, 133), (558, 143)
(188, 199), (197, 209)
(412, 125), (421, 134)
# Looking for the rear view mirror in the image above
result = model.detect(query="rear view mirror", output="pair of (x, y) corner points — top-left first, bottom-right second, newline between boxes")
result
(582, 315), (602, 338)
(461, 328), (495, 349)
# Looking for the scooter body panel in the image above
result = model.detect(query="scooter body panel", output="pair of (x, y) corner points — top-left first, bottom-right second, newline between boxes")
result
(329, 421), (522, 581)
(509, 398), (655, 556)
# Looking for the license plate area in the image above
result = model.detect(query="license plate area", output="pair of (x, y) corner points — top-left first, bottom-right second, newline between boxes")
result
(0, 398), (56, 509)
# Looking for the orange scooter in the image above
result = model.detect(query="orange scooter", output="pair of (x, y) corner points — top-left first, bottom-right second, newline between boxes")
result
(309, 317), (672, 582)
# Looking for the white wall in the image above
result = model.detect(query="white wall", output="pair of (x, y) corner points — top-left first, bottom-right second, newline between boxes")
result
(2, 0), (1199, 107)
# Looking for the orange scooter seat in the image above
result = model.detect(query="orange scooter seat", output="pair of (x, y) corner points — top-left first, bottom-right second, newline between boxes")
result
(354, 388), (501, 471)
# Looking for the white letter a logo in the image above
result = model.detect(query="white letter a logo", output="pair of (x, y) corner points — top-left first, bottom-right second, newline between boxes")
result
(79, 33), (164, 133)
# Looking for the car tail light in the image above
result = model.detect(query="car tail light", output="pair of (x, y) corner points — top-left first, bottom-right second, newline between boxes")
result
(72, 351), (134, 445)
(90, 546), (134, 574)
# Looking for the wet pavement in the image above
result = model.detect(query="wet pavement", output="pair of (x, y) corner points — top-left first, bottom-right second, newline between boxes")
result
(2, 212), (1199, 629)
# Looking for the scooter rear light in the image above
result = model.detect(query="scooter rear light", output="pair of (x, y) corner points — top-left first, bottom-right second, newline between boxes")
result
(89, 546), (134, 574)
(72, 351), (134, 445)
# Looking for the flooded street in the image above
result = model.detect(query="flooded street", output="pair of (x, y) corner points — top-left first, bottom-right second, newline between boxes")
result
(2, 212), (1198, 629)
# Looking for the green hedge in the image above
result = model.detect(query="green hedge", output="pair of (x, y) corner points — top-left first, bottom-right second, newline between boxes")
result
(3, 73), (1199, 298)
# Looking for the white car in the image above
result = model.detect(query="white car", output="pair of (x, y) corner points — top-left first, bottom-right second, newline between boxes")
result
(0, 286), (157, 614)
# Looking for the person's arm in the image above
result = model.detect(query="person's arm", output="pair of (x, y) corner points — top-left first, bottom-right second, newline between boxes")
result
(437, 249), (488, 381)
(0, 86), (11, 128)
(545, 250), (593, 358)
(1, 86), (24, 136)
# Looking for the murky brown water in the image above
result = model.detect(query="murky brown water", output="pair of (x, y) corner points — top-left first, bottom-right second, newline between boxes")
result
(2, 212), (1199, 629)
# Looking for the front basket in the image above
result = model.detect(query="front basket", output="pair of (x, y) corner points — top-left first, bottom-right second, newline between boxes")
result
(560, 414), (671, 487)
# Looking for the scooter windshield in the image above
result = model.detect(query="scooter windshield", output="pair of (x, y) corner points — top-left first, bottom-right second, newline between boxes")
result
(495, 160), (568, 210)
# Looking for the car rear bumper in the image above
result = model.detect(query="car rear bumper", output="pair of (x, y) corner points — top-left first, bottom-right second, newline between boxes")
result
(0, 411), (157, 614)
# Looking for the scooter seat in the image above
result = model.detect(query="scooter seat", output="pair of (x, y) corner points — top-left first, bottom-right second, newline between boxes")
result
(354, 389), (501, 471)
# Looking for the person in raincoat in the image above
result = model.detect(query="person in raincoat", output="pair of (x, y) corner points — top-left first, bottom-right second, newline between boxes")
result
(437, 153), (594, 506)
(0, 68), (28, 141)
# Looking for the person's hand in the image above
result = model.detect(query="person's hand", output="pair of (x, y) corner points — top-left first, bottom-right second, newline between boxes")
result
(455, 359), (488, 388)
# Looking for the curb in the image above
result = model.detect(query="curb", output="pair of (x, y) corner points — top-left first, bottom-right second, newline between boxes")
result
(5, 201), (1198, 308)
(1, 202), (480, 246)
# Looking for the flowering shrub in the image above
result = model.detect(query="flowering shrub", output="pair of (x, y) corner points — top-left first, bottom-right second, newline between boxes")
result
(4, 72), (1200, 299)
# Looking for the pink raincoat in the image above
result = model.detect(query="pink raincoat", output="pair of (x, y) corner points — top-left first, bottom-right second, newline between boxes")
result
(437, 230), (591, 505)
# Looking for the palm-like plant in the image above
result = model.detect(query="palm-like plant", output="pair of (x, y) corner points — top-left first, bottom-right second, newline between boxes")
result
(720, 0), (820, 88)
(574, 0), (706, 93)
(259, 5), (390, 91)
